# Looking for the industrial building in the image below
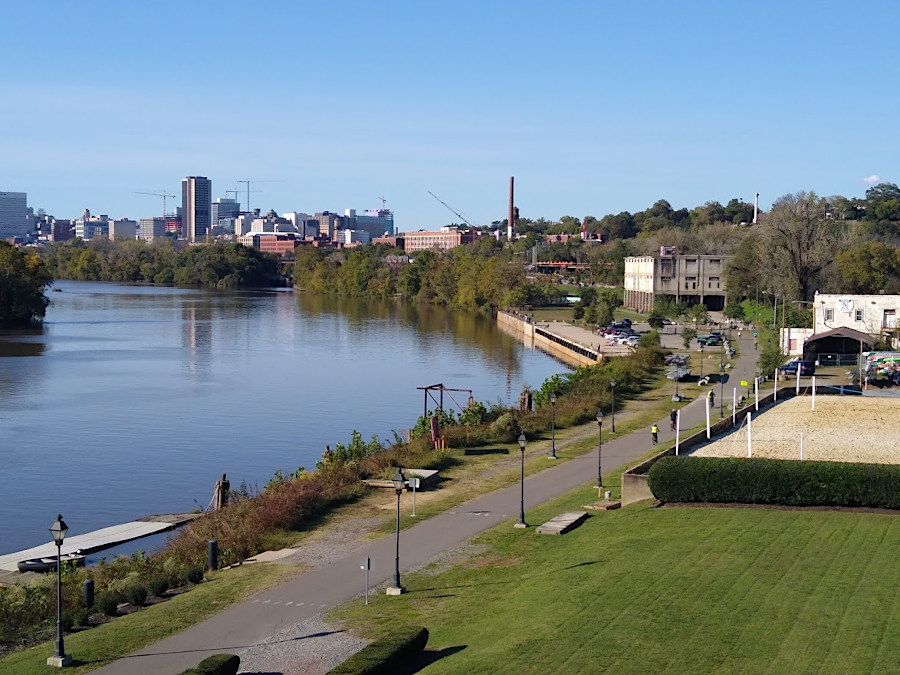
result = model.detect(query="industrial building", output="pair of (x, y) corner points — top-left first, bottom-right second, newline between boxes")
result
(403, 229), (478, 253)
(624, 248), (730, 312)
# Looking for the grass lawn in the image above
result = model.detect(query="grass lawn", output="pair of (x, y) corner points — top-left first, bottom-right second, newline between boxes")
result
(333, 489), (900, 674)
(0, 563), (294, 675)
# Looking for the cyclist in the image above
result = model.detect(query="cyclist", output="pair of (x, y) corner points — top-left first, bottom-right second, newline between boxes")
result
(651, 423), (659, 445)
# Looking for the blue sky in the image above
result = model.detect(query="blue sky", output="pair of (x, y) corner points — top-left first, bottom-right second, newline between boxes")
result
(2, 1), (898, 230)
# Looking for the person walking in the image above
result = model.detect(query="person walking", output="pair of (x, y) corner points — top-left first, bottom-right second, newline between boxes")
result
(670, 409), (677, 431)
(707, 390), (715, 409)
(651, 423), (659, 445)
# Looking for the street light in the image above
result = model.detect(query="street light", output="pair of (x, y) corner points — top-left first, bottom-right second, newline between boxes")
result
(719, 358), (725, 419)
(699, 344), (704, 379)
(596, 410), (604, 489)
(549, 392), (557, 459)
(387, 469), (405, 595)
(48, 514), (71, 668)
(609, 379), (616, 433)
(515, 433), (528, 528)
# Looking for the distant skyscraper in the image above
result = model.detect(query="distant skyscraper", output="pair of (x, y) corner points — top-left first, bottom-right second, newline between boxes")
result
(212, 197), (240, 227)
(0, 191), (27, 239)
(182, 176), (212, 242)
(356, 208), (394, 238)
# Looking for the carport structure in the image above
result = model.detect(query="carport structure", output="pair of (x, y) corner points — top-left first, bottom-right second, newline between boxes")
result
(803, 326), (876, 366)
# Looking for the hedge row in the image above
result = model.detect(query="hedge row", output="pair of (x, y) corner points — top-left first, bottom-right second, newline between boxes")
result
(180, 653), (240, 675)
(648, 456), (900, 509)
(327, 626), (429, 675)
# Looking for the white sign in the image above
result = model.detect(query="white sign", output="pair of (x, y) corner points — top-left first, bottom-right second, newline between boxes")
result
(837, 297), (854, 313)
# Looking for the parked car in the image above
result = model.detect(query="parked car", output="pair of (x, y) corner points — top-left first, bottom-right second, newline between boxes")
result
(780, 360), (816, 376)
(697, 335), (722, 346)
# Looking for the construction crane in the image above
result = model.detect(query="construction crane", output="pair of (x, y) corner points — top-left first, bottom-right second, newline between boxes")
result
(427, 191), (475, 228)
(136, 191), (176, 218)
(378, 195), (387, 210)
(236, 179), (283, 214)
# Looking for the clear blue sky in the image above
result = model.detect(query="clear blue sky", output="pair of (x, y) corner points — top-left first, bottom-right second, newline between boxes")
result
(2, 1), (898, 230)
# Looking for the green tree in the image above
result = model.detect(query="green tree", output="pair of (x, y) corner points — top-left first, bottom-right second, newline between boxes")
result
(648, 314), (666, 329)
(835, 241), (900, 294)
(0, 242), (52, 326)
(682, 327), (697, 349)
(723, 302), (746, 321)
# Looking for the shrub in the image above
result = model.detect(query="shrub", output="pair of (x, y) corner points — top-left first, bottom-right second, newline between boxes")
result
(648, 456), (900, 509)
(72, 607), (93, 628)
(180, 653), (240, 675)
(124, 584), (148, 606)
(489, 413), (521, 443)
(327, 626), (429, 675)
(185, 566), (205, 585)
(148, 577), (169, 598)
(96, 593), (120, 617)
(638, 330), (661, 347)
(60, 612), (75, 632)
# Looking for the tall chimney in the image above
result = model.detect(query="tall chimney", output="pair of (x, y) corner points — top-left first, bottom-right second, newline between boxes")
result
(507, 176), (514, 240)
(753, 192), (759, 224)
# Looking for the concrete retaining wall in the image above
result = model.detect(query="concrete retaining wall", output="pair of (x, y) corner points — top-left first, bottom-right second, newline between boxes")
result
(497, 311), (600, 368)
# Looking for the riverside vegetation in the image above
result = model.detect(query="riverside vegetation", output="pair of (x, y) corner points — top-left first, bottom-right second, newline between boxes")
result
(0, 344), (665, 657)
(0, 242), (51, 326)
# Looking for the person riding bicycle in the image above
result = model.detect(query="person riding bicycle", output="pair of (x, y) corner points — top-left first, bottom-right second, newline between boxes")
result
(651, 423), (659, 445)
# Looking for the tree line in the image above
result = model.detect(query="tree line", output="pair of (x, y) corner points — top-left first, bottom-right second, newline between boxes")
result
(42, 238), (281, 288)
(0, 242), (52, 326)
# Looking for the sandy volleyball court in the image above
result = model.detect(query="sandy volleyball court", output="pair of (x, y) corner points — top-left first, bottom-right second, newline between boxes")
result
(691, 396), (900, 464)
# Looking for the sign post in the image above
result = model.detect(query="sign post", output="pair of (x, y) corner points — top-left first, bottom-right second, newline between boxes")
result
(410, 477), (421, 516)
(361, 557), (371, 605)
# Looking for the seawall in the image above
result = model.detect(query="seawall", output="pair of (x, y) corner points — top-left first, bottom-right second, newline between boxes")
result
(497, 310), (601, 368)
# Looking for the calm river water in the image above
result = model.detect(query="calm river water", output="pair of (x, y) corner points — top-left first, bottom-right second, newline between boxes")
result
(0, 281), (565, 555)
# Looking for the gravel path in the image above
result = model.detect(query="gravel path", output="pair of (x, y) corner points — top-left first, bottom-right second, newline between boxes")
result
(237, 615), (368, 675)
(691, 396), (900, 463)
(281, 516), (385, 568)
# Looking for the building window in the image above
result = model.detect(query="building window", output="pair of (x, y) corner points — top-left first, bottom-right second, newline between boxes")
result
(855, 310), (863, 322)
(825, 309), (834, 322)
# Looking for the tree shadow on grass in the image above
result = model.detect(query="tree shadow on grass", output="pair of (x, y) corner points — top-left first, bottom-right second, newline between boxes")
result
(397, 645), (468, 674)
(463, 447), (510, 456)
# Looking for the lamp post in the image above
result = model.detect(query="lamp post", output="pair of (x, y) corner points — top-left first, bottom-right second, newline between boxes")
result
(719, 358), (725, 419)
(699, 344), (704, 379)
(515, 433), (528, 528)
(596, 410), (604, 489)
(48, 514), (71, 668)
(387, 469), (405, 595)
(609, 378), (616, 433)
(549, 392), (557, 459)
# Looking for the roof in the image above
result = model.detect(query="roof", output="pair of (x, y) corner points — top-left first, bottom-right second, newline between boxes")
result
(806, 326), (877, 345)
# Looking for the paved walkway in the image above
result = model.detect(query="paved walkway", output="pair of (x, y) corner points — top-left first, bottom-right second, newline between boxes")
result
(93, 333), (764, 675)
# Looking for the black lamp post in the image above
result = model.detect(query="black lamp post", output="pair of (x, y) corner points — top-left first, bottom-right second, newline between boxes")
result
(609, 379), (616, 433)
(515, 433), (527, 528)
(596, 410), (604, 489)
(549, 392), (557, 459)
(387, 469), (405, 595)
(48, 514), (71, 668)
(719, 358), (725, 419)
(699, 344), (704, 378)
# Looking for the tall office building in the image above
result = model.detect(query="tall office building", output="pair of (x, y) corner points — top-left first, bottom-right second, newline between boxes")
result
(356, 208), (394, 239)
(212, 197), (240, 227)
(0, 191), (27, 239)
(182, 176), (212, 242)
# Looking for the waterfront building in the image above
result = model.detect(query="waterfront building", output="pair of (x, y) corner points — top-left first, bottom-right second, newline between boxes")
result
(0, 191), (27, 239)
(403, 229), (478, 253)
(182, 176), (212, 242)
(212, 198), (240, 227)
(139, 217), (167, 241)
(109, 219), (137, 240)
(238, 232), (299, 256)
(624, 247), (730, 312)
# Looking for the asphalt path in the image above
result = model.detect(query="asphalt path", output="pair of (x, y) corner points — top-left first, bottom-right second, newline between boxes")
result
(93, 331), (762, 674)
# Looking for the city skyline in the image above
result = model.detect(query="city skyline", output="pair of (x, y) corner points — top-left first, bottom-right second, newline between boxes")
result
(2, 1), (898, 228)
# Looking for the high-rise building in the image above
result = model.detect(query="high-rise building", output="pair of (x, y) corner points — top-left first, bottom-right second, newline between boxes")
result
(109, 219), (137, 240)
(212, 197), (240, 227)
(139, 217), (167, 241)
(182, 176), (212, 242)
(0, 191), (27, 239)
(356, 208), (394, 239)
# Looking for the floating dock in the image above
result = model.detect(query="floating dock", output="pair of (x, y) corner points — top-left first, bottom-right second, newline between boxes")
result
(0, 513), (202, 577)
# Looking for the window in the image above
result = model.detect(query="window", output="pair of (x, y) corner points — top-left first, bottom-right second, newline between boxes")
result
(855, 310), (863, 322)
(825, 309), (834, 322)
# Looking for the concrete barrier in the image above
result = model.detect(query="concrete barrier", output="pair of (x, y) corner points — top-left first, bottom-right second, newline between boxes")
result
(497, 310), (600, 368)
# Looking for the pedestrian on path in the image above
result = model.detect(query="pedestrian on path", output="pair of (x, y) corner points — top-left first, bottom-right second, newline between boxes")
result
(670, 409), (677, 431)
(651, 423), (659, 444)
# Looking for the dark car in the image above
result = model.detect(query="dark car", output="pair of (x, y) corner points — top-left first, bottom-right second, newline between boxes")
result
(780, 360), (816, 376)
(697, 335), (722, 346)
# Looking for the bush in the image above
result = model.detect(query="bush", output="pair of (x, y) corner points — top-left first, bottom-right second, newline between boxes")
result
(638, 330), (661, 347)
(96, 593), (120, 617)
(147, 576), (169, 598)
(180, 653), (240, 675)
(185, 566), (205, 585)
(327, 626), (429, 675)
(72, 607), (93, 627)
(124, 584), (148, 606)
(60, 612), (75, 632)
(648, 456), (900, 509)
(489, 413), (521, 443)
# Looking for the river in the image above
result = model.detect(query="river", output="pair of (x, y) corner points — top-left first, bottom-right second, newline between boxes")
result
(0, 281), (565, 556)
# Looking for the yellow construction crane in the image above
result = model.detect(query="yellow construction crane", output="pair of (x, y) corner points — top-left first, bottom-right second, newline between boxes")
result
(136, 191), (176, 218)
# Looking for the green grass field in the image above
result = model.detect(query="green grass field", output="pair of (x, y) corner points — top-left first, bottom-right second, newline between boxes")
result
(333, 489), (900, 674)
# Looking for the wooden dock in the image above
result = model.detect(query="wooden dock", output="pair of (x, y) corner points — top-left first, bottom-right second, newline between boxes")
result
(0, 513), (202, 577)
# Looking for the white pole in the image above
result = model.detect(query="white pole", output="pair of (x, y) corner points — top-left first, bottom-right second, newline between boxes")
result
(774, 368), (778, 401)
(800, 432), (804, 461)
(732, 387), (736, 425)
(705, 395), (711, 439)
(675, 409), (681, 455)
(754, 377), (759, 411)
(811, 376), (816, 411)
(796, 366), (801, 395)
(412, 479), (417, 517)
(747, 412), (753, 458)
